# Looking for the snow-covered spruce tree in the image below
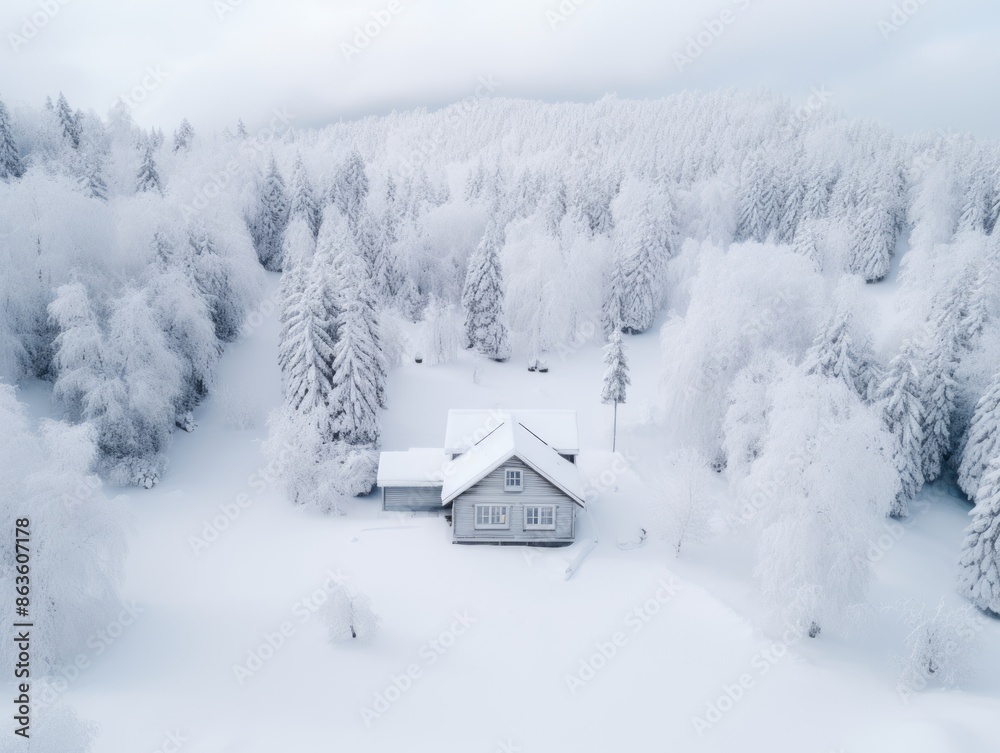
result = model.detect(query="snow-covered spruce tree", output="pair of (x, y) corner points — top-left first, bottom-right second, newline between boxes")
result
(803, 281), (880, 403)
(958, 373), (1000, 499)
(281, 210), (317, 272)
(135, 145), (163, 195)
(601, 252), (625, 336)
(79, 154), (108, 201)
(172, 118), (194, 152)
(331, 148), (369, 224)
(917, 307), (960, 484)
(249, 156), (290, 271)
(877, 345), (925, 517)
(957, 160), (990, 235)
(776, 172), (805, 244)
(735, 153), (781, 243)
(610, 181), (672, 334)
(601, 328), (630, 452)
(277, 244), (338, 430)
(289, 154), (323, 239)
(353, 207), (392, 301)
(321, 583), (381, 642)
(0, 97), (24, 180)
(55, 92), (81, 149)
(329, 225), (385, 445)
(958, 247), (998, 350)
(462, 220), (511, 361)
(958, 454), (1000, 614)
(849, 204), (896, 283)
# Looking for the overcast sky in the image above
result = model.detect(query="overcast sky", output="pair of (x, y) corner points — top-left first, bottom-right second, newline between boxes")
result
(2, 0), (997, 138)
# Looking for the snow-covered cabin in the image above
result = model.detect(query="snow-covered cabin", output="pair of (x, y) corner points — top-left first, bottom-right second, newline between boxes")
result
(376, 409), (586, 545)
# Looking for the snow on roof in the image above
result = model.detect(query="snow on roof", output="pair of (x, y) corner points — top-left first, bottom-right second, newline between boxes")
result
(376, 448), (447, 488)
(444, 409), (580, 456)
(440, 417), (586, 508)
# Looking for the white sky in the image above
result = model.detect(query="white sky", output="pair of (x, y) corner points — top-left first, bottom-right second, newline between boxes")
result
(1, 0), (997, 138)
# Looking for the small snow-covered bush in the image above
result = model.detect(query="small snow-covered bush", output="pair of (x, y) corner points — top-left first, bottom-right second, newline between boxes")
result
(886, 599), (983, 700)
(649, 448), (718, 557)
(263, 408), (378, 513)
(321, 583), (381, 643)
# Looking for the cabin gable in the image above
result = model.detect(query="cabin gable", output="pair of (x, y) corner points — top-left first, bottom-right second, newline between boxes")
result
(451, 456), (576, 544)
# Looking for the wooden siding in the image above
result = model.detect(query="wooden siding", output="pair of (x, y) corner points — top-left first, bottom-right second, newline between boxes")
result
(452, 456), (577, 544)
(383, 486), (444, 512)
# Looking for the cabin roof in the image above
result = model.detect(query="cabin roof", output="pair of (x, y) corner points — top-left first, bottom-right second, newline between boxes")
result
(376, 448), (447, 488)
(443, 409), (580, 456)
(440, 417), (586, 508)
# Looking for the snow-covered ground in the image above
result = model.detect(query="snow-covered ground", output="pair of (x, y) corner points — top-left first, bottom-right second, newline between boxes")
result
(35, 272), (1000, 753)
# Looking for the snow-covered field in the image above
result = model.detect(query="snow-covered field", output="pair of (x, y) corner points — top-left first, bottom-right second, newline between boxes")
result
(22, 271), (995, 753)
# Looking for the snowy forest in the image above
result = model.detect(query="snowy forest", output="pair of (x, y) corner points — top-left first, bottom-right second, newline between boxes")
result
(2, 87), (1000, 746)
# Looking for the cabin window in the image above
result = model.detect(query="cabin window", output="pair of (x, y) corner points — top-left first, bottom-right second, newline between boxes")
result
(524, 505), (556, 530)
(475, 504), (510, 529)
(504, 469), (523, 492)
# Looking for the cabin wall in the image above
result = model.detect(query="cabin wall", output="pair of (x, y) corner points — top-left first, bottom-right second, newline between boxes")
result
(383, 486), (444, 512)
(452, 457), (577, 544)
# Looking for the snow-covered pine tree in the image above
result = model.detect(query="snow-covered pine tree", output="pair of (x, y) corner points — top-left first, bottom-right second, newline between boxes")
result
(353, 207), (392, 301)
(801, 162), (835, 222)
(331, 149), (369, 224)
(281, 212), (317, 271)
(957, 159), (990, 234)
(877, 345), (925, 517)
(289, 154), (322, 239)
(79, 154), (108, 201)
(135, 145), (163, 195)
(601, 254), (625, 336)
(917, 307), (960, 484)
(462, 220), (511, 362)
(601, 328), (630, 452)
(172, 118), (194, 152)
(958, 373), (1000, 499)
(0, 98), (24, 180)
(803, 284), (880, 403)
(250, 156), (290, 271)
(329, 233), (384, 446)
(957, 454), (1000, 615)
(958, 247), (997, 349)
(610, 181), (672, 334)
(236, 119), (248, 138)
(849, 204), (896, 282)
(55, 92), (80, 149)
(736, 153), (781, 243)
(776, 173), (805, 244)
(618, 222), (662, 334)
(276, 247), (338, 432)
(539, 180), (568, 237)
